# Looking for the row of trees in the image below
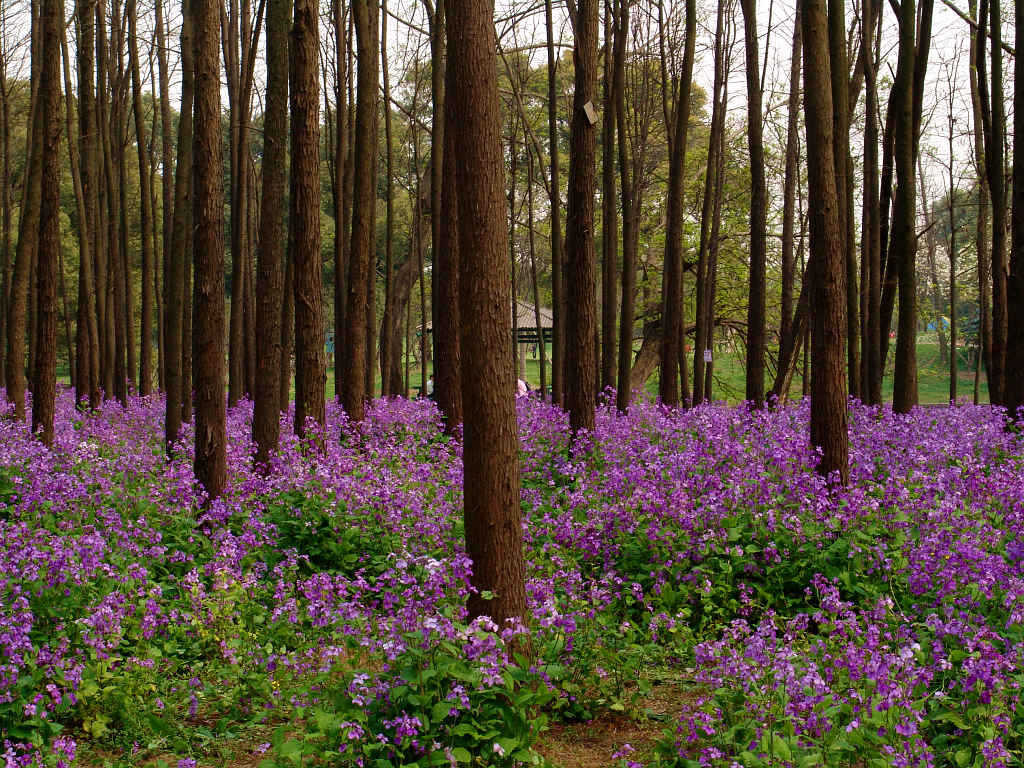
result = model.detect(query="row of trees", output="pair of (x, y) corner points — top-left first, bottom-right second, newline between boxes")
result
(3, 0), (1024, 621)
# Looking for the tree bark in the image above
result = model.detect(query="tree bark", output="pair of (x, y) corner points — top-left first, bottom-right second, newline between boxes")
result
(193, 0), (227, 499)
(342, 0), (378, 423)
(447, 0), (527, 629)
(600, 0), (617, 394)
(435, 38), (463, 430)
(253, 0), (288, 465)
(741, 0), (766, 408)
(1005, 0), (1024, 420)
(658, 0), (695, 408)
(290, 0), (325, 438)
(165, 0), (194, 450)
(33, 0), (61, 446)
(566, 0), (599, 434)
(802, 0), (849, 484)
(545, 0), (564, 406)
(129, 0), (155, 395)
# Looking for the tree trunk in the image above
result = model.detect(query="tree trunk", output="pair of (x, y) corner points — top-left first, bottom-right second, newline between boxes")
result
(253, 0), (288, 465)
(600, 0), (616, 394)
(566, 0), (599, 434)
(193, 0), (227, 499)
(290, 0), (325, 438)
(612, 0), (635, 412)
(741, 0), (766, 408)
(802, 0), (849, 484)
(658, 0), (695, 408)
(61, 16), (101, 409)
(342, 0), (378, 423)
(861, 0), (882, 405)
(333, 0), (348, 402)
(969, 0), (990, 404)
(985, 0), (1007, 406)
(6, 28), (43, 421)
(156, 0), (174, 392)
(446, 0), (527, 629)
(435, 38), (463, 430)
(165, 0), (194, 450)
(545, 0), (564, 407)
(33, 0), (61, 446)
(130, 0), (155, 395)
(527, 143), (547, 397)
(1005, 0), (1024, 419)
(379, 0), (396, 397)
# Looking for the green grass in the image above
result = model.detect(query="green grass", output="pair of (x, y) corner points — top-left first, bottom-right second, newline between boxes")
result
(378, 335), (990, 406)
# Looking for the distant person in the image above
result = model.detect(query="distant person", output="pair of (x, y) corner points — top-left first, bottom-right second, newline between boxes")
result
(426, 375), (435, 400)
(516, 378), (528, 397)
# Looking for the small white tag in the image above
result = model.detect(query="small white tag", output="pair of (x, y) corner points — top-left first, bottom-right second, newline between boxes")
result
(583, 101), (598, 125)
(703, 349), (713, 363)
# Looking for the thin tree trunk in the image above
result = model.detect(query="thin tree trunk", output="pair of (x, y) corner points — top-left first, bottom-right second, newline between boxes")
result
(6, 21), (43, 421)
(290, 0), (325, 438)
(862, 0), (882, 405)
(165, 0), (194, 450)
(380, 0), (396, 397)
(613, 0), (635, 411)
(130, 0), (155, 395)
(527, 142), (547, 397)
(741, 0), (766, 408)
(545, 0), (564, 406)
(1005, 0), (1024, 419)
(435, 35), (462, 430)
(600, 0), (616, 393)
(333, 0), (347, 402)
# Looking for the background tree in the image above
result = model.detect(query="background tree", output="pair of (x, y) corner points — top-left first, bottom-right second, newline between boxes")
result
(290, 0), (325, 437)
(253, 0), (287, 466)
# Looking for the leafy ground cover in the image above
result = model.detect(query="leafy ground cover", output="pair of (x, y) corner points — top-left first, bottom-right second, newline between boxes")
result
(1, 390), (1022, 767)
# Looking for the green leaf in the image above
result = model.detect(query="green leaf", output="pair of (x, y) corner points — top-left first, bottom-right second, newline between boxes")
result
(451, 747), (472, 763)
(954, 749), (973, 767)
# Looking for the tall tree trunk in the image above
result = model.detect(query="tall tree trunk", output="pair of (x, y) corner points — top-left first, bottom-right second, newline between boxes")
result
(802, 0), (849, 484)
(613, 0), (635, 412)
(253, 0), (288, 465)
(741, 0), (766, 408)
(947, 107), (957, 405)
(130, 0), (155, 395)
(446, 0), (527, 629)
(6, 18), (43, 421)
(155, 0), (174, 391)
(193, 0), (227, 498)
(779, 5), (801, 391)
(969, 0), (989, 404)
(659, 0), (695, 408)
(379, 0), (396, 397)
(545, 0), (564, 406)
(862, 0), (882, 404)
(0, 25), (9, 389)
(693, 0), (727, 403)
(165, 0), (194, 450)
(985, 0), (1007, 406)
(435, 37), (463, 430)
(600, 0), (616, 394)
(342, 0), (378, 423)
(1006, 0), (1024, 419)
(333, 0), (348, 402)
(527, 143), (547, 397)
(290, 0), (325, 438)
(566, 0), (599, 434)
(886, 0), (921, 413)
(33, 0), (61, 446)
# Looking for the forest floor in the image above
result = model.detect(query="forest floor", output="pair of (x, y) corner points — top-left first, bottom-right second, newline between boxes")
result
(2, 390), (1021, 768)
